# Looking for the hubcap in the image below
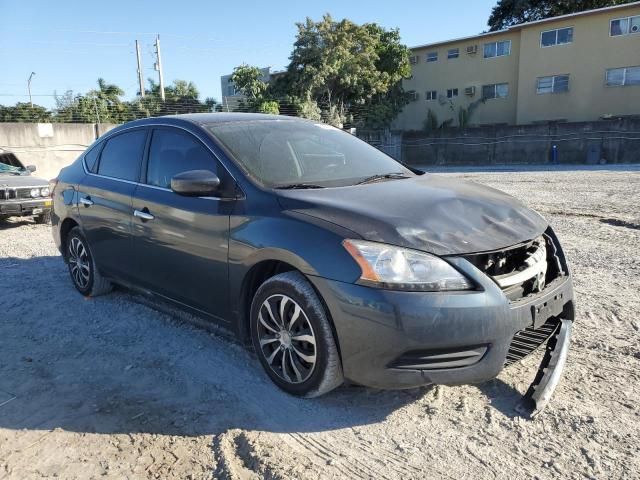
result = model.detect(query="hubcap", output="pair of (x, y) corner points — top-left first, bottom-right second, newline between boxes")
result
(257, 294), (317, 384)
(68, 237), (91, 289)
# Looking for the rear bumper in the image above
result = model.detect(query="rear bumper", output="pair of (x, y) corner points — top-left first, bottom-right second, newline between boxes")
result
(308, 256), (574, 390)
(0, 198), (52, 217)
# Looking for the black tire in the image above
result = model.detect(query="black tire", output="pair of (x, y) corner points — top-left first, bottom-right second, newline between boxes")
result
(250, 271), (343, 397)
(66, 227), (112, 297)
(34, 211), (51, 224)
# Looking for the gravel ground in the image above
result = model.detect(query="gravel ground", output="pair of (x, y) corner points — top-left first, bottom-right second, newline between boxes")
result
(1, 167), (639, 479)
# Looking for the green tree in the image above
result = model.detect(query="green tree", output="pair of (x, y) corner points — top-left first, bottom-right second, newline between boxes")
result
(230, 64), (268, 99)
(284, 14), (411, 129)
(0, 103), (51, 122)
(228, 64), (279, 114)
(488, 0), (635, 31)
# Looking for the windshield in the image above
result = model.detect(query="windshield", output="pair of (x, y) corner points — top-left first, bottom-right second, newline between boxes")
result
(207, 120), (413, 188)
(0, 161), (25, 175)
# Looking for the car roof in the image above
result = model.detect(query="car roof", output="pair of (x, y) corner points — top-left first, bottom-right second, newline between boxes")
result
(103, 113), (310, 138)
(164, 112), (302, 126)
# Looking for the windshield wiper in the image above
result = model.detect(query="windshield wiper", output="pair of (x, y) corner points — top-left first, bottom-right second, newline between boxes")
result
(275, 183), (326, 190)
(356, 172), (410, 185)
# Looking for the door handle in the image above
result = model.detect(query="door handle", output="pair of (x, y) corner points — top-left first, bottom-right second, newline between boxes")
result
(134, 209), (154, 221)
(79, 196), (94, 206)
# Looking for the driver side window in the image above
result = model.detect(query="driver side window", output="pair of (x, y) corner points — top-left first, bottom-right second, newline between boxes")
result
(146, 128), (218, 189)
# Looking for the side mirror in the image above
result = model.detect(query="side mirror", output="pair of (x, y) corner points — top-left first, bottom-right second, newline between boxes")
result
(171, 169), (221, 197)
(26, 165), (37, 173)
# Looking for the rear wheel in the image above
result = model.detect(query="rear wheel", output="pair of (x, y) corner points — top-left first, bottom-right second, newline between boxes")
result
(66, 227), (112, 297)
(250, 271), (343, 397)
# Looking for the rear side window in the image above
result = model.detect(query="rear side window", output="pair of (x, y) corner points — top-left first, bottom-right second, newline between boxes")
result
(146, 129), (217, 188)
(84, 142), (102, 173)
(97, 130), (147, 181)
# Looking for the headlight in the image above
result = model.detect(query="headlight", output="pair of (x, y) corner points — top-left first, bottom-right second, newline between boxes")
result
(40, 187), (50, 197)
(30, 188), (41, 198)
(343, 239), (473, 291)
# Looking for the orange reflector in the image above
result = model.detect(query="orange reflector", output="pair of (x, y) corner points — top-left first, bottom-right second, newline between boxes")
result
(342, 239), (379, 282)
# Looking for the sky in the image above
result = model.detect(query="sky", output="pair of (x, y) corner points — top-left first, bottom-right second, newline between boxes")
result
(0, 0), (497, 108)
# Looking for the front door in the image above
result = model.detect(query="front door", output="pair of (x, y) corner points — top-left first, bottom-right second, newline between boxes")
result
(130, 127), (233, 321)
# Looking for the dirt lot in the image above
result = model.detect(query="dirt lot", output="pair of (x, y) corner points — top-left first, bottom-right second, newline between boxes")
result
(1, 166), (639, 479)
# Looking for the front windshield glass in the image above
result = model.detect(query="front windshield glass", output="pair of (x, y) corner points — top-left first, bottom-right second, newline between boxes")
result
(0, 161), (24, 175)
(207, 120), (413, 188)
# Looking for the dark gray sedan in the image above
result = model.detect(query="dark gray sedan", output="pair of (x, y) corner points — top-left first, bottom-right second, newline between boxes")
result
(51, 114), (575, 413)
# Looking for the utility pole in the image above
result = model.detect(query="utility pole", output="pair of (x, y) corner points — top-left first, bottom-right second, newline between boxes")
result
(27, 72), (36, 107)
(154, 35), (165, 101)
(135, 40), (145, 98)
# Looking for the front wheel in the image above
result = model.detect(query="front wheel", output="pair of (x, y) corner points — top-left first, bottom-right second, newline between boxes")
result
(66, 227), (112, 297)
(250, 271), (343, 397)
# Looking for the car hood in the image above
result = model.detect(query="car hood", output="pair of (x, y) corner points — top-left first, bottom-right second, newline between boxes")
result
(277, 174), (548, 256)
(0, 174), (47, 188)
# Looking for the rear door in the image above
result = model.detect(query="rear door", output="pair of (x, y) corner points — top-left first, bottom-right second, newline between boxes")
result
(77, 128), (148, 282)
(130, 127), (233, 320)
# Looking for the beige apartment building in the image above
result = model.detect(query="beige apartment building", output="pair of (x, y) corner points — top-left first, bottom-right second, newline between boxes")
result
(393, 2), (640, 130)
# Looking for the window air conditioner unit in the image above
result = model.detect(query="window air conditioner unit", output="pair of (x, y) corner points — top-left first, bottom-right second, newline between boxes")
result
(466, 45), (478, 55)
(409, 55), (419, 64)
(464, 86), (476, 96)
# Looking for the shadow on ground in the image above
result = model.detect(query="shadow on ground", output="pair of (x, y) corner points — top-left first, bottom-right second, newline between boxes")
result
(0, 255), (525, 439)
(0, 218), (36, 230)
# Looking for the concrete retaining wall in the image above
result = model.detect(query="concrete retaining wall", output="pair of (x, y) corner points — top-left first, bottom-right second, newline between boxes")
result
(0, 123), (118, 180)
(402, 118), (640, 166)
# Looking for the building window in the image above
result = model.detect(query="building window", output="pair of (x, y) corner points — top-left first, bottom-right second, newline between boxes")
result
(606, 66), (640, 86)
(447, 48), (459, 59)
(425, 90), (438, 101)
(540, 27), (574, 47)
(537, 75), (570, 94)
(483, 40), (511, 58)
(447, 88), (459, 98)
(482, 83), (509, 99)
(426, 52), (438, 62)
(610, 15), (640, 36)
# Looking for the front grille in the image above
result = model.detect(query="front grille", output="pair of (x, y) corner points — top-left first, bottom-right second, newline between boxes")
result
(16, 188), (33, 199)
(389, 345), (488, 370)
(464, 228), (565, 301)
(504, 316), (560, 367)
(0, 188), (37, 200)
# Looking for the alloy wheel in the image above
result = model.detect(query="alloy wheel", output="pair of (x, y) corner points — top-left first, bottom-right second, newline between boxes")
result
(257, 294), (317, 384)
(68, 237), (91, 289)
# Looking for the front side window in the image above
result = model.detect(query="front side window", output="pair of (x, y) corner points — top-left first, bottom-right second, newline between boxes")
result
(482, 83), (509, 99)
(447, 88), (459, 98)
(484, 40), (511, 58)
(606, 66), (640, 86)
(537, 75), (570, 94)
(426, 90), (438, 101)
(207, 120), (413, 188)
(540, 27), (574, 47)
(97, 130), (147, 181)
(448, 48), (459, 59)
(426, 52), (438, 62)
(610, 15), (640, 36)
(146, 129), (218, 189)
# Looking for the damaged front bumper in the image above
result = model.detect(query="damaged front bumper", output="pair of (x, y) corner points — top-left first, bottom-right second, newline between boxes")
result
(308, 255), (575, 416)
(517, 318), (572, 417)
